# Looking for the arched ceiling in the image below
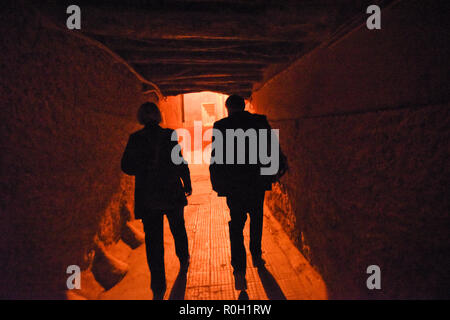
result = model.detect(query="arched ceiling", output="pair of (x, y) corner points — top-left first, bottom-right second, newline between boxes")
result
(34, 0), (392, 98)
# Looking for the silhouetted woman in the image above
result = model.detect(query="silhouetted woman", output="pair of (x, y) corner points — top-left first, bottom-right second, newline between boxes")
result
(121, 102), (192, 300)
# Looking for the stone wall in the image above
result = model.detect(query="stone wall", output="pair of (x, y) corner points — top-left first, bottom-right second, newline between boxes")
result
(160, 95), (184, 129)
(0, 2), (145, 299)
(251, 1), (450, 299)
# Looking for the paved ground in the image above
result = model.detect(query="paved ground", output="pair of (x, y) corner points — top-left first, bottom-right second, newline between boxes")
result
(98, 165), (327, 300)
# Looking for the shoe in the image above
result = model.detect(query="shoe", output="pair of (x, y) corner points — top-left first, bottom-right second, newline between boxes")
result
(152, 282), (167, 300)
(152, 287), (166, 300)
(234, 272), (247, 291)
(238, 290), (249, 300)
(252, 256), (266, 269)
(180, 258), (190, 274)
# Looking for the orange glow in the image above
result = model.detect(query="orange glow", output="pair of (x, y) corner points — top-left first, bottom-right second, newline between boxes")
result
(183, 91), (229, 127)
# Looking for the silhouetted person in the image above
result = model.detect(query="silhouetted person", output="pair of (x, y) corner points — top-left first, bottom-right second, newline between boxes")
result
(121, 102), (192, 300)
(210, 95), (287, 291)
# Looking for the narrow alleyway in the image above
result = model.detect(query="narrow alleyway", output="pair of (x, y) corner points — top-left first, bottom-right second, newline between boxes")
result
(99, 165), (326, 300)
(2, 1), (448, 300)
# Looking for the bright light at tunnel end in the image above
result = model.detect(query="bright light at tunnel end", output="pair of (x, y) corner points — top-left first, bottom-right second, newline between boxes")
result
(171, 121), (280, 176)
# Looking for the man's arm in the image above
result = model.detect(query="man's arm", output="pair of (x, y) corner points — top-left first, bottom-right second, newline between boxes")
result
(260, 115), (288, 181)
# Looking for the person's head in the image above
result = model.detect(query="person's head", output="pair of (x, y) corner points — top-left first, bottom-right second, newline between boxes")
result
(225, 95), (245, 114)
(137, 102), (162, 125)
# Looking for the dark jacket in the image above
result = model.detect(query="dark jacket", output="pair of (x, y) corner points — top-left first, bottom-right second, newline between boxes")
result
(121, 123), (191, 219)
(209, 111), (286, 197)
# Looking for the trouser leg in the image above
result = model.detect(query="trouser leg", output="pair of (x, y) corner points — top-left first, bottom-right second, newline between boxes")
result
(226, 196), (248, 274)
(249, 193), (265, 258)
(142, 213), (166, 293)
(166, 207), (189, 264)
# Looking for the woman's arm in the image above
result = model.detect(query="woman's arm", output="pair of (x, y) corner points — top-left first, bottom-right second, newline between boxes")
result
(121, 134), (148, 176)
(169, 130), (192, 195)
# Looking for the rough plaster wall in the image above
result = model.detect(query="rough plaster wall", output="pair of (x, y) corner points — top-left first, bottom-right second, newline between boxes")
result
(252, 1), (450, 299)
(160, 95), (184, 129)
(254, 1), (449, 122)
(0, 4), (144, 298)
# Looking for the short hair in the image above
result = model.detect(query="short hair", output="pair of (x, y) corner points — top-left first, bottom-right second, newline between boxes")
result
(137, 102), (162, 125)
(225, 95), (245, 111)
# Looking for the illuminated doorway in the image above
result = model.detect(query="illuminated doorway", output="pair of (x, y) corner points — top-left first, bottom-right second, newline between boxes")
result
(180, 92), (228, 163)
(182, 91), (228, 128)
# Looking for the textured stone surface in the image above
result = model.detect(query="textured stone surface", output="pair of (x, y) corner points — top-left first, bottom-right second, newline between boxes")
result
(262, 105), (450, 299)
(251, 1), (450, 299)
(0, 3), (144, 298)
(122, 221), (145, 249)
(91, 242), (129, 290)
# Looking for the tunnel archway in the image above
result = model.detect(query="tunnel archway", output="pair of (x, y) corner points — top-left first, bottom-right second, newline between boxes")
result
(1, 0), (449, 300)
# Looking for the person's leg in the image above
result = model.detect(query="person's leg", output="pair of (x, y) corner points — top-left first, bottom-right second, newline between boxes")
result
(142, 212), (166, 298)
(226, 195), (248, 275)
(249, 192), (266, 267)
(166, 207), (190, 270)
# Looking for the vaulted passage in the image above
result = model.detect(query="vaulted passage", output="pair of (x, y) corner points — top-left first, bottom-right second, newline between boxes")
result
(1, 0), (449, 299)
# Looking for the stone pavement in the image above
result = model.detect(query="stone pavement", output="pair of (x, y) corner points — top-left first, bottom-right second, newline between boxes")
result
(99, 165), (327, 300)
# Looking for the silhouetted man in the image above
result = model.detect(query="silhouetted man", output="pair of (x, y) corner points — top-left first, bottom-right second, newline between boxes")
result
(209, 95), (287, 291)
(121, 102), (192, 300)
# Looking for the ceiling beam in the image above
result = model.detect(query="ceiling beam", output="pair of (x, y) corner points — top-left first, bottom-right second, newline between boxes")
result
(159, 83), (252, 91)
(117, 50), (287, 64)
(163, 89), (252, 98)
(156, 74), (262, 84)
(133, 63), (265, 79)
(36, 2), (333, 41)
(143, 71), (264, 83)
(90, 34), (307, 56)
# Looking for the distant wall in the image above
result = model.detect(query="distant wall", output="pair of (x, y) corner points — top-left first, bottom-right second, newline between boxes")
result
(0, 3), (145, 298)
(251, 0), (450, 299)
(183, 91), (228, 127)
(160, 95), (184, 129)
